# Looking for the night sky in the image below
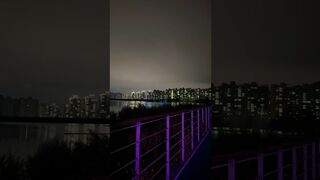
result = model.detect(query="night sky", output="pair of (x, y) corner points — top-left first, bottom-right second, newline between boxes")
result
(0, 0), (107, 104)
(110, 0), (211, 93)
(1, 0), (319, 102)
(213, 0), (320, 85)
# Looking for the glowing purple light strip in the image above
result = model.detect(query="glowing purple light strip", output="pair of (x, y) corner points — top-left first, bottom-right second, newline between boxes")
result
(258, 154), (264, 180)
(181, 112), (185, 162)
(208, 106), (211, 128)
(210, 106), (212, 128)
(202, 108), (204, 124)
(166, 115), (170, 180)
(205, 107), (207, 130)
(208, 107), (210, 127)
(173, 107), (211, 180)
(312, 143), (316, 180)
(277, 150), (283, 180)
(135, 122), (141, 180)
(114, 106), (212, 180)
(292, 146), (297, 180)
(191, 110), (194, 150)
(228, 160), (236, 180)
(197, 109), (200, 143)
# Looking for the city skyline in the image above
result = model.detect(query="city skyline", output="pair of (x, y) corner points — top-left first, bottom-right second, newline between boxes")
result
(0, 91), (109, 118)
(2, 80), (319, 119)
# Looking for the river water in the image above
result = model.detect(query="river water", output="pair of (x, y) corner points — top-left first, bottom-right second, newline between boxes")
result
(0, 100), (190, 158)
(0, 122), (110, 158)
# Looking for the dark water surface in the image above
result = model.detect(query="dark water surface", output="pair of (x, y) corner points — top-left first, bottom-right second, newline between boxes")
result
(0, 122), (110, 158)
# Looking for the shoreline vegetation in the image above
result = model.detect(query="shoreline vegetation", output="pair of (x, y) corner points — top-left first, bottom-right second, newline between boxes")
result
(110, 101), (210, 126)
(0, 134), (109, 180)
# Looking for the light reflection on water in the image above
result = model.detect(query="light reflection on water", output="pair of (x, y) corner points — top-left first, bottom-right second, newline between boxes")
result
(0, 122), (110, 158)
(110, 100), (192, 113)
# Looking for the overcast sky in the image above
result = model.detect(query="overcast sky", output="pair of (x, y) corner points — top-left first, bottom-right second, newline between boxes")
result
(1, 0), (319, 103)
(0, 0), (107, 104)
(110, 0), (211, 93)
(213, 0), (320, 85)
(111, 0), (320, 93)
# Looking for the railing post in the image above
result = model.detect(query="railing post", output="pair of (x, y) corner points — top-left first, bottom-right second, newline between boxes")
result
(202, 108), (204, 124)
(312, 143), (316, 180)
(191, 110), (194, 150)
(197, 109), (200, 143)
(202, 108), (204, 136)
(209, 106), (212, 128)
(210, 106), (212, 127)
(278, 149), (283, 180)
(258, 154), (264, 180)
(292, 146), (297, 180)
(204, 107), (207, 131)
(228, 160), (236, 180)
(304, 144), (308, 180)
(135, 122), (141, 180)
(205, 107), (208, 131)
(206, 107), (208, 130)
(181, 112), (185, 162)
(208, 107), (210, 129)
(166, 116), (170, 180)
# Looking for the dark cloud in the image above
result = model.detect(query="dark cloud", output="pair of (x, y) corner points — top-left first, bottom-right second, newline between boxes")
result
(110, 0), (211, 92)
(0, 0), (108, 103)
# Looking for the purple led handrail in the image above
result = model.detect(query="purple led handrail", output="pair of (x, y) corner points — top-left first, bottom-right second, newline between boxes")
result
(191, 111), (194, 150)
(197, 109), (200, 142)
(292, 146), (297, 180)
(257, 153), (264, 180)
(228, 160), (235, 180)
(166, 115), (170, 180)
(181, 112), (185, 162)
(135, 122), (141, 180)
(110, 106), (212, 180)
(211, 143), (319, 180)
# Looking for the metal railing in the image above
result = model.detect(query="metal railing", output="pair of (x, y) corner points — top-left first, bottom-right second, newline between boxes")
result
(110, 106), (212, 180)
(211, 142), (319, 180)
